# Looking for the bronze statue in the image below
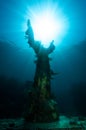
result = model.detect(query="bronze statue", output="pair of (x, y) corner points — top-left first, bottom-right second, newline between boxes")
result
(24, 19), (59, 122)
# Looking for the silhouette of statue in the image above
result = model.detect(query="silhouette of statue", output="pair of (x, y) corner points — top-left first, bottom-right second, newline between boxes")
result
(24, 19), (59, 122)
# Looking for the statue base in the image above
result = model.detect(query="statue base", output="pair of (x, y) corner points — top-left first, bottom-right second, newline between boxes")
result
(23, 87), (59, 123)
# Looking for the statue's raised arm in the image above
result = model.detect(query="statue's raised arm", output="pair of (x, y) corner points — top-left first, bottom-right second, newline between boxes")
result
(25, 19), (41, 54)
(47, 40), (55, 54)
(25, 19), (34, 44)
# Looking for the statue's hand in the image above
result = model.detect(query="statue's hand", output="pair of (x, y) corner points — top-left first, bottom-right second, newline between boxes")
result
(50, 40), (55, 50)
(47, 40), (55, 54)
(51, 40), (54, 44)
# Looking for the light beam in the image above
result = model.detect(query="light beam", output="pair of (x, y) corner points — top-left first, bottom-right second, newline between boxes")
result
(23, 1), (69, 47)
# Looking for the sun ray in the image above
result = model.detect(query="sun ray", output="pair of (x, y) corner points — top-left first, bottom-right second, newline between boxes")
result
(23, 1), (69, 47)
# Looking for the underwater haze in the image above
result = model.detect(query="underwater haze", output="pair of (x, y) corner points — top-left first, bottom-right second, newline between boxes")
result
(0, 0), (86, 118)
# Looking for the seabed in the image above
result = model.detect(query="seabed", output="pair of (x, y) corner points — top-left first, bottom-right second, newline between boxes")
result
(0, 116), (86, 130)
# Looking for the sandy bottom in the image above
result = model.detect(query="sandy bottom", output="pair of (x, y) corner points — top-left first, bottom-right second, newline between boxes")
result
(0, 116), (86, 130)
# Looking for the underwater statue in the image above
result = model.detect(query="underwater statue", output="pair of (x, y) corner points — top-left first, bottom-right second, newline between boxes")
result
(24, 19), (59, 122)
